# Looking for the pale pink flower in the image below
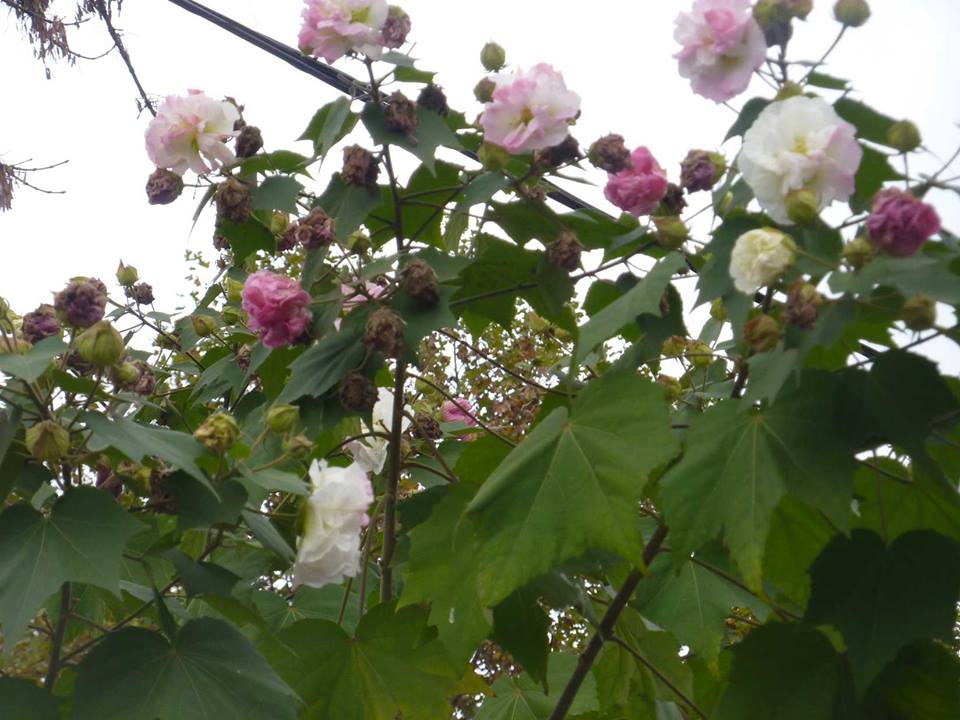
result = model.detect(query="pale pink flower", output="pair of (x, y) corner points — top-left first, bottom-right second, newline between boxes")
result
(298, 0), (389, 63)
(480, 63), (581, 154)
(674, 0), (767, 103)
(441, 398), (476, 426)
(242, 270), (313, 349)
(145, 90), (240, 176)
(604, 147), (669, 217)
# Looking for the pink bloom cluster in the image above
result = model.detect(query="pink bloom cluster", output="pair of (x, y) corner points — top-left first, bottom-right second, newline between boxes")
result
(674, 0), (767, 103)
(298, 0), (389, 63)
(867, 189), (941, 257)
(145, 90), (240, 175)
(480, 64), (581, 155)
(242, 271), (313, 349)
(604, 147), (669, 217)
(441, 398), (477, 426)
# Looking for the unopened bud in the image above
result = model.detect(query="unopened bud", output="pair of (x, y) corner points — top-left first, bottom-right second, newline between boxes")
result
(116, 262), (139, 287)
(127, 282), (155, 306)
(843, 236), (874, 269)
(145, 168), (184, 206)
(383, 6), (411, 49)
(753, 0), (794, 46)
(235, 125), (264, 158)
(225, 278), (244, 305)
(413, 413), (443, 440)
(26, 420), (70, 463)
(474, 78), (496, 104)
(364, 307), (405, 358)
(216, 178), (252, 224)
(662, 335), (687, 358)
(588, 134), (631, 174)
(887, 120), (922, 153)
(191, 315), (218, 338)
(477, 142), (510, 171)
(901, 294), (937, 331)
(547, 230), (584, 272)
(710, 298), (727, 322)
(680, 150), (726, 193)
(266, 404), (300, 434)
(775, 81), (805, 101)
(342, 145), (380, 189)
(339, 372), (379, 413)
(402, 260), (439, 305)
(76, 321), (124, 366)
(784, 280), (822, 330)
(834, 0), (870, 27)
(480, 42), (506, 72)
(785, 188), (820, 225)
(113, 362), (141, 387)
(283, 434), (314, 459)
(384, 92), (418, 135)
(653, 216), (689, 250)
(657, 375), (683, 403)
(296, 208), (337, 250)
(687, 339), (713, 368)
(743, 315), (781, 353)
(417, 85), (449, 116)
(193, 412), (239, 454)
(346, 231), (371, 255)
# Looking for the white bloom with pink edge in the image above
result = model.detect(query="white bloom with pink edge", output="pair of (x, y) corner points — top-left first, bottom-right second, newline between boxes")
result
(145, 90), (240, 176)
(293, 460), (374, 589)
(345, 387), (411, 475)
(298, 0), (389, 63)
(480, 63), (581, 155)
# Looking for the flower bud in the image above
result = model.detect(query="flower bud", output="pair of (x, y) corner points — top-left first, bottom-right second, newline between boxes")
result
(145, 168), (184, 206)
(76, 321), (125, 367)
(402, 260), (439, 305)
(687, 339), (713, 368)
(784, 280), (822, 330)
(834, 0), (870, 27)
(710, 298), (727, 322)
(295, 208), (337, 250)
(412, 412), (442, 440)
(116, 262), (139, 287)
(54, 277), (107, 328)
(21, 305), (61, 345)
(235, 125), (264, 159)
(547, 230), (584, 272)
(216, 177), (252, 224)
(342, 145), (380, 189)
(384, 92), (418, 135)
(266, 404), (300, 434)
(474, 78), (496, 104)
(842, 236), (874, 269)
(887, 120), (922, 153)
(657, 375), (683, 403)
(127, 282), (155, 306)
(743, 315), (781, 354)
(283, 434), (314, 459)
(364, 307), (405, 358)
(680, 150), (726, 193)
(113, 362), (141, 387)
(785, 188), (820, 225)
(480, 42), (506, 72)
(132, 361), (155, 396)
(901, 294), (937, 331)
(653, 216), (689, 250)
(533, 136), (581, 170)
(346, 231), (371, 255)
(383, 6), (411, 49)
(477, 142), (510, 171)
(26, 420), (70, 463)
(662, 335), (687, 358)
(193, 412), (239, 454)
(417, 85), (449, 116)
(225, 278), (245, 305)
(588, 134), (631, 174)
(222, 306), (244, 325)
(191, 315), (218, 338)
(753, 0), (794, 46)
(775, 81), (805, 101)
(339, 372), (379, 413)
(659, 183), (687, 216)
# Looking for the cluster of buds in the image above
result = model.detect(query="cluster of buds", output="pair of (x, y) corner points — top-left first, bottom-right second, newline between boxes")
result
(547, 230), (584, 272)
(145, 168), (184, 206)
(282, 207), (336, 251)
(385, 92), (418, 135)
(364, 307), (405, 358)
(216, 178), (252, 224)
(193, 412), (239, 454)
(339, 372), (378, 413)
(342, 145), (380, 189)
(588, 134), (631, 174)
(401, 260), (439, 305)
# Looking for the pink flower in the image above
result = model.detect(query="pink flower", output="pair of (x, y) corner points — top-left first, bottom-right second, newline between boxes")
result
(298, 0), (389, 63)
(604, 147), (669, 217)
(145, 90), (240, 176)
(441, 398), (477, 426)
(674, 0), (767, 103)
(480, 63), (581, 154)
(867, 189), (941, 258)
(242, 271), (313, 349)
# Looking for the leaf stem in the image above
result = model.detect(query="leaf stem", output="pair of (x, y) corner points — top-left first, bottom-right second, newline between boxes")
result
(44, 582), (71, 689)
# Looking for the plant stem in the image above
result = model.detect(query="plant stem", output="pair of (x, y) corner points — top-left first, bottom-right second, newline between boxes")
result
(44, 583), (71, 689)
(379, 360), (406, 603)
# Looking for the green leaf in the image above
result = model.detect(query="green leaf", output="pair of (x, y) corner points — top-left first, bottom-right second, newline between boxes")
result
(660, 373), (856, 588)
(72, 618), (297, 720)
(762, 496), (836, 609)
(393, 286), (456, 366)
(476, 654), (598, 719)
(0, 678), (60, 720)
(574, 253), (685, 365)
(166, 474), (247, 531)
(0, 405), (22, 503)
(161, 549), (239, 598)
(0, 488), (141, 647)
(725, 97), (771, 141)
(277, 323), (366, 404)
(261, 603), (474, 720)
(834, 98), (898, 148)
(238, 150), (311, 175)
(804, 529), (960, 691)
(714, 624), (855, 720)
(242, 509), (296, 564)
(850, 145), (901, 212)
(218, 216), (275, 261)
(467, 371), (680, 605)
(251, 175), (304, 214)
(0, 336), (66, 383)
(240, 467), (310, 496)
(361, 104), (461, 173)
(315, 174), (384, 243)
(829, 249), (960, 304)
(492, 587), (550, 684)
(84, 413), (211, 488)
(863, 641), (960, 720)
(300, 97), (358, 156)
(806, 72), (849, 90)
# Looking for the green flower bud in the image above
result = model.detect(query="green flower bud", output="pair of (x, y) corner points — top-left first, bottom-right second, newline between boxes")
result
(887, 120), (922, 153)
(266, 404), (300, 435)
(478, 141), (509, 170)
(474, 78), (496, 104)
(480, 42), (506, 72)
(225, 278), (244, 305)
(76, 321), (125, 367)
(775, 81), (805, 101)
(710, 298), (727, 322)
(112, 362), (140, 387)
(191, 315), (218, 338)
(785, 188), (820, 225)
(687, 339), (714, 368)
(834, 0), (870, 27)
(744, 315), (781, 354)
(222, 307), (244, 326)
(270, 212), (290, 237)
(662, 335), (688, 358)
(283, 434), (314, 459)
(843, 236), (875, 269)
(346, 231), (371, 255)
(657, 375), (683, 404)
(116, 262), (139, 287)
(26, 420), (70, 463)
(193, 412), (239, 454)
(901, 294), (937, 331)
(653, 216), (689, 250)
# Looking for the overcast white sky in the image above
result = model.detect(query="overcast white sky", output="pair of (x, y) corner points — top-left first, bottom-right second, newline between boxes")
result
(2, 0), (960, 361)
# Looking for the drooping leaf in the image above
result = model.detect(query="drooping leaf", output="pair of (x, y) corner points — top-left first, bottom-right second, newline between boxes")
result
(277, 322), (366, 404)
(850, 145), (901, 212)
(362, 103), (461, 173)
(834, 98), (898, 148)
(72, 618), (298, 720)
(0, 678), (60, 720)
(0, 488), (141, 648)
(300, 97), (358, 156)
(492, 586), (550, 684)
(804, 529), (960, 691)
(476, 653), (598, 720)
(251, 175), (304, 214)
(862, 641), (960, 720)
(725, 97), (771, 141)
(467, 370), (680, 605)
(0, 337), (67, 383)
(829, 249), (960, 304)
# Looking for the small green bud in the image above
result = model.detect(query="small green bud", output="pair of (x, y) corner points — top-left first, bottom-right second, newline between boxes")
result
(785, 188), (820, 225)
(775, 81), (805, 101)
(887, 120), (922, 153)
(346, 231), (371, 255)
(657, 375), (683, 404)
(116, 262), (139, 287)
(191, 315), (218, 338)
(113, 362), (140, 387)
(662, 335), (688, 358)
(474, 77), (496, 104)
(283, 434), (314, 459)
(834, 0), (870, 27)
(901, 294), (937, 331)
(222, 307), (244, 325)
(224, 278), (244, 305)
(717, 191), (735, 217)
(193, 412), (239, 454)
(266, 404), (300, 435)
(843, 236), (875, 269)
(653, 216), (689, 250)
(687, 339), (713, 368)
(710, 298), (727, 322)
(270, 212), (290, 237)
(76, 321), (125, 367)
(743, 315), (781, 354)
(26, 420), (70, 463)
(478, 141), (510, 170)
(480, 42), (506, 72)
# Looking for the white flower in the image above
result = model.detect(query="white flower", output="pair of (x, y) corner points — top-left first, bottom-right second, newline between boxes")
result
(739, 96), (863, 224)
(293, 460), (373, 589)
(345, 387), (410, 474)
(729, 228), (797, 294)
(145, 90), (240, 176)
